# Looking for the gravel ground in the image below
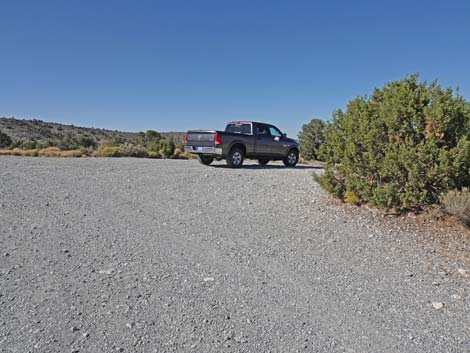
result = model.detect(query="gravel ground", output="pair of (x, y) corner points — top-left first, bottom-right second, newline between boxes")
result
(0, 157), (469, 353)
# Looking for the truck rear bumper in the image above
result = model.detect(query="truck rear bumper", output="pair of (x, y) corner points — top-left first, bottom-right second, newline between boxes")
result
(184, 146), (222, 155)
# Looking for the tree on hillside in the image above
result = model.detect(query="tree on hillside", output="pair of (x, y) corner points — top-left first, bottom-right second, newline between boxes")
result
(298, 118), (326, 161)
(0, 130), (12, 148)
(138, 130), (162, 146)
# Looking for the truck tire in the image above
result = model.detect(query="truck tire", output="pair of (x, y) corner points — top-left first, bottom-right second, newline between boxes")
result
(283, 149), (299, 167)
(258, 159), (269, 166)
(197, 155), (214, 166)
(226, 147), (244, 168)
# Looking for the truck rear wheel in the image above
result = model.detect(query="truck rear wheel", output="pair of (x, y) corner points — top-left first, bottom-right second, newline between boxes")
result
(258, 159), (269, 166)
(226, 147), (244, 168)
(197, 155), (214, 166)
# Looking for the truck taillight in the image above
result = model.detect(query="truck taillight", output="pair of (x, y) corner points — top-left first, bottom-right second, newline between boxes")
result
(184, 133), (188, 144)
(214, 133), (222, 145)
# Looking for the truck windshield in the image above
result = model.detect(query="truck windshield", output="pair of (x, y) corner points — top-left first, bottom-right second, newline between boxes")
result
(225, 123), (252, 134)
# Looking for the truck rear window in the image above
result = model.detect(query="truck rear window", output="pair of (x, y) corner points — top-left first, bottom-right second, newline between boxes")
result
(225, 123), (252, 134)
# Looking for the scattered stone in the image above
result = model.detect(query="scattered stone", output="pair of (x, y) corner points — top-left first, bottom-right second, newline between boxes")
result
(126, 322), (134, 329)
(70, 326), (80, 332)
(82, 332), (89, 338)
(203, 277), (214, 282)
(432, 302), (444, 310)
(404, 270), (414, 277)
(99, 269), (114, 275)
(457, 268), (467, 276)
(2, 253), (9, 257)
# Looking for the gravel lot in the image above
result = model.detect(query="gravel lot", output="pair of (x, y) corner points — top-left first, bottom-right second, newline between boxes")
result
(1, 157), (469, 353)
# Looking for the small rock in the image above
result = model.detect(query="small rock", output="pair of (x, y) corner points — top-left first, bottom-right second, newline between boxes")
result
(203, 277), (214, 282)
(432, 302), (444, 310)
(70, 326), (80, 332)
(82, 332), (89, 338)
(99, 269), (114, 275)
(457, 268), (467, 276)
(2, 253), (9, 257)
(126, 322), (134, 329)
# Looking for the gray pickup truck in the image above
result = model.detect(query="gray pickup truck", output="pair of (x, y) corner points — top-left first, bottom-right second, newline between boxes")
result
(184, 121), (300, 168)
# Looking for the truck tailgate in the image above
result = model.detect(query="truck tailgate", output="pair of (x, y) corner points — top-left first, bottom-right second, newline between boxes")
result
(187, 131), (217, 147)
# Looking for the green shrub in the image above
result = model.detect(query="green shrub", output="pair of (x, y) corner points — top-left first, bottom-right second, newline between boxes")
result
(158, 139), (175, 158)
(9, 140), (23, 149)
(58, 133), (97, 150)
(137, 130), (162, 146)
(21, 140), (38, 150)
(317, 75), (470, 210)
(118, 145), (148, 158)
(0, 130), (12, 148)
(441, 189), (470, 225)
(298, 119), (326, 161)
(93, 145), (149, 158)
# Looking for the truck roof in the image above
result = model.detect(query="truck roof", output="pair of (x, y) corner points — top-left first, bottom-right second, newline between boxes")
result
(227, 121), (271, 126)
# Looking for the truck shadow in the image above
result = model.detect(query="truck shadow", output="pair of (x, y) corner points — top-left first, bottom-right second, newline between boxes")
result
(210, 164), (322, 170)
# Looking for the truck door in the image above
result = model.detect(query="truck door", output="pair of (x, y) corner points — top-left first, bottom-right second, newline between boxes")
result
(267, 125), (286, 156)
(253, 123), (272, 155)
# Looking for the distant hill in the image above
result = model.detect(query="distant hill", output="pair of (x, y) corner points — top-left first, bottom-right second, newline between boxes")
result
(0, 117), (185, 148)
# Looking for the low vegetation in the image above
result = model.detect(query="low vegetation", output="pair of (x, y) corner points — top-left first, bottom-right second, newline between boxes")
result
(0, 147), (84, 157)
(441, 189), (470, 226)
(316, 75), (470, 215)
(0, 118), (190, 160)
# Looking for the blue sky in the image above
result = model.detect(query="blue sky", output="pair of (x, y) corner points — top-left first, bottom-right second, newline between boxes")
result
(1, 0), (469, 137)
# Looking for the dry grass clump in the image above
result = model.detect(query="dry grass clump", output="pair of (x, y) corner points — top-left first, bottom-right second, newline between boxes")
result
(0, 147), (83, 157)
(344, 190), (360, 205)
(147, 151), (162, 159)
(0, 145), (197, 160)
(441, 189), (470, 226)
(93, 146), (122, 157)
(170, 148), (197, 160)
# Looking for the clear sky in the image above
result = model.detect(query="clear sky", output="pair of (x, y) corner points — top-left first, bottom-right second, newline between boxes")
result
(1, 0), (469, 138)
